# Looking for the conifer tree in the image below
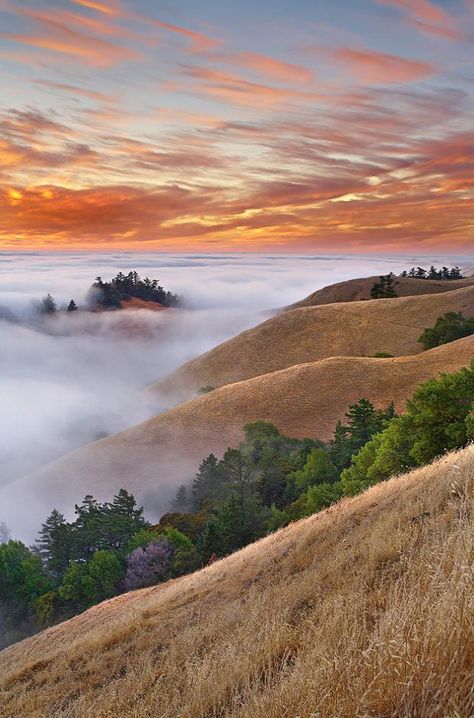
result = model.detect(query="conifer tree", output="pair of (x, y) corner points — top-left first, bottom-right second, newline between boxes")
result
(35, 509), (72, 580)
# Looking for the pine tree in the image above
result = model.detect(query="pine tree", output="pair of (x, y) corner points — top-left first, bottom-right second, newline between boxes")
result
(67, 299), (78, 312)
(346, 398), (381, 449)
(40, 293), (57, 314)
(370, 273), (398, 299)
(191, 454), (222, 510)
(35, 510), (72, 580)
(170, 485), (190, 512)
(103, 489), (146, 551)
(330, 421), (353, 471)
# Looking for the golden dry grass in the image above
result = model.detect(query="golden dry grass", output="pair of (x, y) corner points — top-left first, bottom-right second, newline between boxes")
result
(152, 285), (474, 399)
(289, 275), (474, 309)
(1, 446), (473, 718)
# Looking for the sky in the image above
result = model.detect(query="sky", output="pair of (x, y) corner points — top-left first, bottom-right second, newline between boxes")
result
(0, 0), (473, 252)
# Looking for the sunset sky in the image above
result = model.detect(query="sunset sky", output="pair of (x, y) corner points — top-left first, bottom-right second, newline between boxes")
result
(0, 0), (473, 252)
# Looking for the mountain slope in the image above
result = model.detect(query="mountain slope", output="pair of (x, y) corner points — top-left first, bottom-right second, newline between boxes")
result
(151, 285), (474, 400)
(289, 274), (474, 309)
(1, 446), (473, 718)
(2, 335), (472, 534)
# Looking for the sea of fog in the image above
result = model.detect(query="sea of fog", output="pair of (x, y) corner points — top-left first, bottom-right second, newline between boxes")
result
(0, 251), (472, 533)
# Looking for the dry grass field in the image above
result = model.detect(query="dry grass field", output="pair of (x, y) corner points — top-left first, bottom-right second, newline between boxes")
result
(152, 285), (474, 399)
(289, 274), (474, 309)
(2, 335), (473, 523)
(1, 445), (473, 718)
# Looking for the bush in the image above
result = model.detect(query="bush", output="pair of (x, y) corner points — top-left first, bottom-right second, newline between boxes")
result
(419, 312), (474, 350)
(373, 352), (394, 358)
(198, 386), (215, 395)
(124, 539), (171, 590)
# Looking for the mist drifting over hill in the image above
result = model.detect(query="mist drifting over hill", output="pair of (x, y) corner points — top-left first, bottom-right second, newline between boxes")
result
(0, 252), (471, 533)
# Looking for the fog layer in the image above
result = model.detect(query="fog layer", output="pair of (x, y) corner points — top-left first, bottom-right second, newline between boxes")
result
(1, 252), (471, 538)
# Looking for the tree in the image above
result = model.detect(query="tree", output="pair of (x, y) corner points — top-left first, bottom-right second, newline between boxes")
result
(39, 293), (57, 314)
(330, 400), (395, 471)
(191, 454), (223, 510)
(419, 312), (474, 350)
(302, 481), (344, 515)
(67, 299), (78, 312)
(406, 365), (474, 465)
(291, 448), (338, 491)
(0, 541), (51, 647)
(340, 365), (474, 492)
(330, 421), (353, 471)
(35, 509), (72, 580)
(170, 485), (190, 513)
(59, 550), (123, 605)
(124, 539), (171, 591)
(71, 495), (105, 560)
(163, 528), (200, 577)
(103, 489), (146, 551)
(370, 273), (398, 299)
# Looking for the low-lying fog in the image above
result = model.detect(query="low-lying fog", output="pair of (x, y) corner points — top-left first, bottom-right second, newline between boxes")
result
(1, 252), (471, 539)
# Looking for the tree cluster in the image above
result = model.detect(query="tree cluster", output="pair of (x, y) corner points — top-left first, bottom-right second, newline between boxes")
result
(2, 364), (473, 648)
(0, 490), (198, 648)
(370, 273), (398, 299)
(400, 266), (463, 280)
(89, 271), (180, 309)
(419, 311), (474, 350)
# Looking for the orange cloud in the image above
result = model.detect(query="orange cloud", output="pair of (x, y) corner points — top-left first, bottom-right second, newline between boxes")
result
(181, 66), (324, 106)
(71, 0), (122, 16)
(332, 47), (435, 83)
(144, 17), (220, 53)
(1, 9), (141, 67)
(34, 80), (118, 104)
(223, 51), (314, 84)
(376, 0), (462, 39)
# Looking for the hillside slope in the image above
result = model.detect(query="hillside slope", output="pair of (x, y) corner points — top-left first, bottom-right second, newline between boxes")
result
(2, 335), (472, 534)
(1, 446), (473, 718)
(151, 285), (474, 400)
(289, 274), (474, 309)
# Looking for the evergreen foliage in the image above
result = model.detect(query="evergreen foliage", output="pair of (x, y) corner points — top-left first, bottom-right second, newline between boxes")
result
(39, 293), (57, 314)
(400, 265), (463, 280)
(370, 273), (398, 298)
(419, 311), (474, 350)
(89, 271), (180, 309)
(1, 366), (472, 649)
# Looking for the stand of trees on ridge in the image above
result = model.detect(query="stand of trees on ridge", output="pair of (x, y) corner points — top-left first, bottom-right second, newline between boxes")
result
(369, 265), (465, 300)
(35, 271), (180, 315)
(401, 265), (463, 280)
(1, 362), (473, 649)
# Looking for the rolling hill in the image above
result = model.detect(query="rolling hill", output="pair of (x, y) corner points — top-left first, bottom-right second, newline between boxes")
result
(288, 274), (474, 309)
(1, 335), (472, 536)
(151, 285), (474, 400)
(1, 446), (472, 718)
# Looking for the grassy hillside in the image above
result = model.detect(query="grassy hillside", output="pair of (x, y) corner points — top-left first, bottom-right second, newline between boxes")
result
(2, 335), (472, 530)
(152, 285), (474, 399)
(1, 446), (473, 718)
(289, 274), (474, 309)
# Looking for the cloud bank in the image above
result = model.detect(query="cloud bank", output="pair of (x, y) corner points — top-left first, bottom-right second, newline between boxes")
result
(0, 252), (471, 539)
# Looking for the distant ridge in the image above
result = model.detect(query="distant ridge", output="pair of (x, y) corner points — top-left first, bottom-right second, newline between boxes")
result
(151, 285), (474, 400)
(288, 274), (474, 309)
